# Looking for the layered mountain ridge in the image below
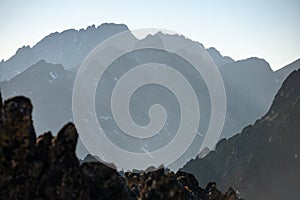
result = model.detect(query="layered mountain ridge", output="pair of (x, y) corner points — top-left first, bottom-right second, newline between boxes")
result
(0, 23), (299, 170)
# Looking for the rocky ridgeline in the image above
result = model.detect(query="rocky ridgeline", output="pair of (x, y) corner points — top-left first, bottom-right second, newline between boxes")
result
(0, 94), (240, 200)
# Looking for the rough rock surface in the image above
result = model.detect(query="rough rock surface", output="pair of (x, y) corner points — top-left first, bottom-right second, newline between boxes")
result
(125, 169), (240, 200)
(0, 93), (240, 200)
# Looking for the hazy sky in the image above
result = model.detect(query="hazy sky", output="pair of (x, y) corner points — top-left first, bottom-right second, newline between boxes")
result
(1, 0), (299, 70)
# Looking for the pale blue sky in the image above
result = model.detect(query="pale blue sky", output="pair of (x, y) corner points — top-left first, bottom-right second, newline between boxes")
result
(1, 0), (299, 70)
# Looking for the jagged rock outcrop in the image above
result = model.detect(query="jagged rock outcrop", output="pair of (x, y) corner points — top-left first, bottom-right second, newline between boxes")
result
(0, 95), (129, 199)
(0, 93), (240, 199)
(125, 169), (240, 200)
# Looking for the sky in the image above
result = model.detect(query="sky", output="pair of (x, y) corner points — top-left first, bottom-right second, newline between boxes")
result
(0, 0), (299, 70)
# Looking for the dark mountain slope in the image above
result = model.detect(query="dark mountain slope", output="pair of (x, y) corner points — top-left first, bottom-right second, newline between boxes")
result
(181, 68), (300, 200)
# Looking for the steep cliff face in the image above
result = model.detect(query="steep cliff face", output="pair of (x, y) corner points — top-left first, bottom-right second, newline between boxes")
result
(181, 69), (300, 200)
(0, 94), (239, 200)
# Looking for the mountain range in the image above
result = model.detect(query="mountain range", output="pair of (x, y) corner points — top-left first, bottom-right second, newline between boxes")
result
(0, 23), (299, 170)
(0, 22), (299, 199)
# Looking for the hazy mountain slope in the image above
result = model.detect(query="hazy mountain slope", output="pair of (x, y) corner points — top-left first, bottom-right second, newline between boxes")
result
(0, 60), (74, 134)
(136, 33), (279, 140)
(0, 55), (289, 171)
(219, 57), (280, 138)
(275, 58), (300, 83)
(181, 68), (300, 200)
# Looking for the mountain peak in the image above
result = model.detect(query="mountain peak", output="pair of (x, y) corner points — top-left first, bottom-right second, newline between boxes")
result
(206, 47), (234, 67)
(97, 22), (129, 30)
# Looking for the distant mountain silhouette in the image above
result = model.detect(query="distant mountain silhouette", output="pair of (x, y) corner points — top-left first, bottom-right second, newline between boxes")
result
(0, 24), (235, 82)
(0, 23), (135, 81)
(181, 68), (300, 200)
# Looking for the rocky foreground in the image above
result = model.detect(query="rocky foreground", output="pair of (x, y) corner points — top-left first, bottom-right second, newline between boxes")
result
(0, 93), (240, 199)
